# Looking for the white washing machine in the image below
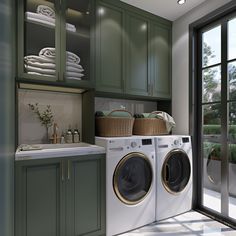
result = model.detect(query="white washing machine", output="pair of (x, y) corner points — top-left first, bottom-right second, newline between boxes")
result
(96, 136), (156, 236)
(155, 135), (193, 221)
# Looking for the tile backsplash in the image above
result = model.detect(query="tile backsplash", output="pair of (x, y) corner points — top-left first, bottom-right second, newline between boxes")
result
(18, 89), (82, 144)
(95, 97), (157, 114)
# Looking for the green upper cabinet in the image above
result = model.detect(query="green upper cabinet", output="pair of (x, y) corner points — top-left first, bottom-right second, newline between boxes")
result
(125, 13), (150, 96)
(15, 154), (105, 236)
(17, 0), (95, 89)
(150, 22), (171, 99)
(94, 0), (172, 99)
(95, 1), (124, 93)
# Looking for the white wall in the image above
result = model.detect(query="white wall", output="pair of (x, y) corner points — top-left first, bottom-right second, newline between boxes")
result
(172, 0), (231, 134)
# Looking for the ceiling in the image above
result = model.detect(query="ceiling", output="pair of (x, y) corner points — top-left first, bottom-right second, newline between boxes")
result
(120, 0), (207, 21)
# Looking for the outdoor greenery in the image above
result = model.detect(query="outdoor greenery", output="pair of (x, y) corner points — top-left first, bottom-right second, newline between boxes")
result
(203, 142), (236, 164)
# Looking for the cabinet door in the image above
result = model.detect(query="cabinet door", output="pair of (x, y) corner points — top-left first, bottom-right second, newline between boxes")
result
(95, 1), (124, 94)
(66, 155), (105, 236)
(125, 13), (150, 96)
(150, 23), (171, 98)
(15, 159), (65, 236)
(61, 0), (95, 88)
(17, 0), (60, 82)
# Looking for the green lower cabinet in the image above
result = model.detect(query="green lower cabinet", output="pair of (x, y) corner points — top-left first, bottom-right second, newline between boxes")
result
(125, 13), (150, 96)
(150, 22), (171, 99)
(15, 154), (105, 236)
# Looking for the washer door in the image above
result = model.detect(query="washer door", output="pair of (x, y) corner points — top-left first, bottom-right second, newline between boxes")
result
(162, 149), (191, 194)
(113, 152), (153, 205)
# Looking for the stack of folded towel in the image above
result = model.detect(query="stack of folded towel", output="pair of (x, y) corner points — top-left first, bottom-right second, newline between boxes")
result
(25, 5), (76, 32)
(24, 47), (84, 80)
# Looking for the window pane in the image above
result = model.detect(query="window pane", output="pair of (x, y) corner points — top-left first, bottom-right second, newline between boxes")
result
(228, 62), (236, 100)
(202, 26), (221, 67)
(228, 18), (236, 61)
(203, 104), (221, 125)
(229, 102), (236, 141)
(202, 66), (221, 103)
(202, 140), (221, 213)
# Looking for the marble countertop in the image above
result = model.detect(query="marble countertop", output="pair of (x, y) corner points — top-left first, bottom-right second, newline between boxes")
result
(15, 142), (106, 161)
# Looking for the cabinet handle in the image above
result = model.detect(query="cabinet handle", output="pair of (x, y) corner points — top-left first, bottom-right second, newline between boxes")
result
(67, 160), (70, 180)
(61, 161), (65, 182)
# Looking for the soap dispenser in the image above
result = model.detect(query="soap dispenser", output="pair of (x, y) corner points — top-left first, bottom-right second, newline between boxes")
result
(65, 125), (73, 143)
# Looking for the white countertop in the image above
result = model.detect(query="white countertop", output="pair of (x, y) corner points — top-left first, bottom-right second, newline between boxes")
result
(15, 142), (106, 161)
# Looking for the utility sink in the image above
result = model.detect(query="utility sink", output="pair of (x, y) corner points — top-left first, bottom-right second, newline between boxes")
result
(15, 142), (105, 160)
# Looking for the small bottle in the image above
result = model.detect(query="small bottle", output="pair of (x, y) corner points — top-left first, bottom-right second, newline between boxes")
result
(73, 129), (80, 143)
(65, 126), (73, 143)
(60, 132), (65, 144)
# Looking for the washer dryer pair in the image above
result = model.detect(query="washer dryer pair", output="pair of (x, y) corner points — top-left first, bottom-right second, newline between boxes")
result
(155, 135), (193, 221)
(96, 136), (156, 236)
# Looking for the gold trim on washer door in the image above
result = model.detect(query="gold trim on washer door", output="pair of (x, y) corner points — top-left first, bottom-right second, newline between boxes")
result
(113, 152), (153, 205)
(161, 148), (191, 195)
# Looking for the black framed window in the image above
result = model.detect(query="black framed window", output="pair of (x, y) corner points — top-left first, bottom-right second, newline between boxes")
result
(190, 1), (236, 226)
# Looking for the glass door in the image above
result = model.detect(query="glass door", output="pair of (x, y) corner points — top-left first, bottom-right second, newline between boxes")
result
(63, 0), (93, 83)
(20, 0), (59, 81)
(198, 13), (236, 222)
(113, 152), (153, 205)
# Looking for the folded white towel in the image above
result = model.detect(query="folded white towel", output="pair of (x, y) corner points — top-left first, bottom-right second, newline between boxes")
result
(155, 111), (176, 133)
(66, 77), (82, 81)
(24, 55), (54, 63)
(24, 60), (56, 69)
(66, 71), (84, 78)
(25, 12), (76, 32)
(66, 65), (84, 73)
(67, 51), (81, 64)
(25, 64), (56, 75)
(37, 5), (55, 19)
(26, 71), (54, 78)
(66, 62), (83, 70)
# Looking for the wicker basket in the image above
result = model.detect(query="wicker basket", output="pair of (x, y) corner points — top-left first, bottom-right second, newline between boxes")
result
(95, 110), (134, 137)
(133, 112), (168, 135)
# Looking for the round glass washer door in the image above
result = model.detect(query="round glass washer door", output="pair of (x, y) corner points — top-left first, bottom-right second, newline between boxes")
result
(113, 152), (153, 205)
(162, 149), (191, 194)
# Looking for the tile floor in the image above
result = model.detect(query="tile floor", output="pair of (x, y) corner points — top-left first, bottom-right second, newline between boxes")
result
(119, 211), (236, 236)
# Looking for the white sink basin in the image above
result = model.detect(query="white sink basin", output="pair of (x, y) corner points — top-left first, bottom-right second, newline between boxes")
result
(15, 142), (105, 160)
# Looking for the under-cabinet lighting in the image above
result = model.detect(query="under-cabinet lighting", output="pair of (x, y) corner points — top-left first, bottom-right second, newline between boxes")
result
(18, 83), (85, 94)
(98, 7), (105, 16)
(177, 0), (186, 5)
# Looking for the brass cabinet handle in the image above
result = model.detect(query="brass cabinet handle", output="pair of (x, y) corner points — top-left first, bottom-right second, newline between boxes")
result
(67, 160), (70, 180)
(61, 161), (65, 182)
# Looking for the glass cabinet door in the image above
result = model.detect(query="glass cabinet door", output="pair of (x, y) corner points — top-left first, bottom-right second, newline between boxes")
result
(63, 0), (92, 83)
(21, 0), (59, 81)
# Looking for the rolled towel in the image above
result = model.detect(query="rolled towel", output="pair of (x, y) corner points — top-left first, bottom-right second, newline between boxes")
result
(24, 60), (56, 69)
(26, 71), (54, 78)
(67, 51), (80, 64)
(66, 61), (83, 69)
(37, 5), (55, 19)
(39, 47), (56, 59)
(39, 48), (81, 64)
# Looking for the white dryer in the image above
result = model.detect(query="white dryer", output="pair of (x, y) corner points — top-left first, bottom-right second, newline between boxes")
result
(155, 135), (193, 221)
(96, 136), (156, 236)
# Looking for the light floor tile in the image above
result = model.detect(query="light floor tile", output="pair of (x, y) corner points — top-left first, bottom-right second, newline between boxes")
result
(119, 211), (236, 236)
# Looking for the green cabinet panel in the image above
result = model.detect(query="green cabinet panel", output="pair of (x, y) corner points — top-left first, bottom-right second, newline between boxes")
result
(150, 23), (171, 98)
(95, 0), (172, 100)
(125, 13), (149, 96)
(95, 2), (124, 93)
(67, 156), (105, 236)
(15, 159), (62, 236)
(15, 154), (105, 236)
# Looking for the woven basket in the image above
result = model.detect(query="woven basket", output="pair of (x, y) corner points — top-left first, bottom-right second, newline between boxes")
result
(133, 111), (168, 135)
(95, 110), (134, 137)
